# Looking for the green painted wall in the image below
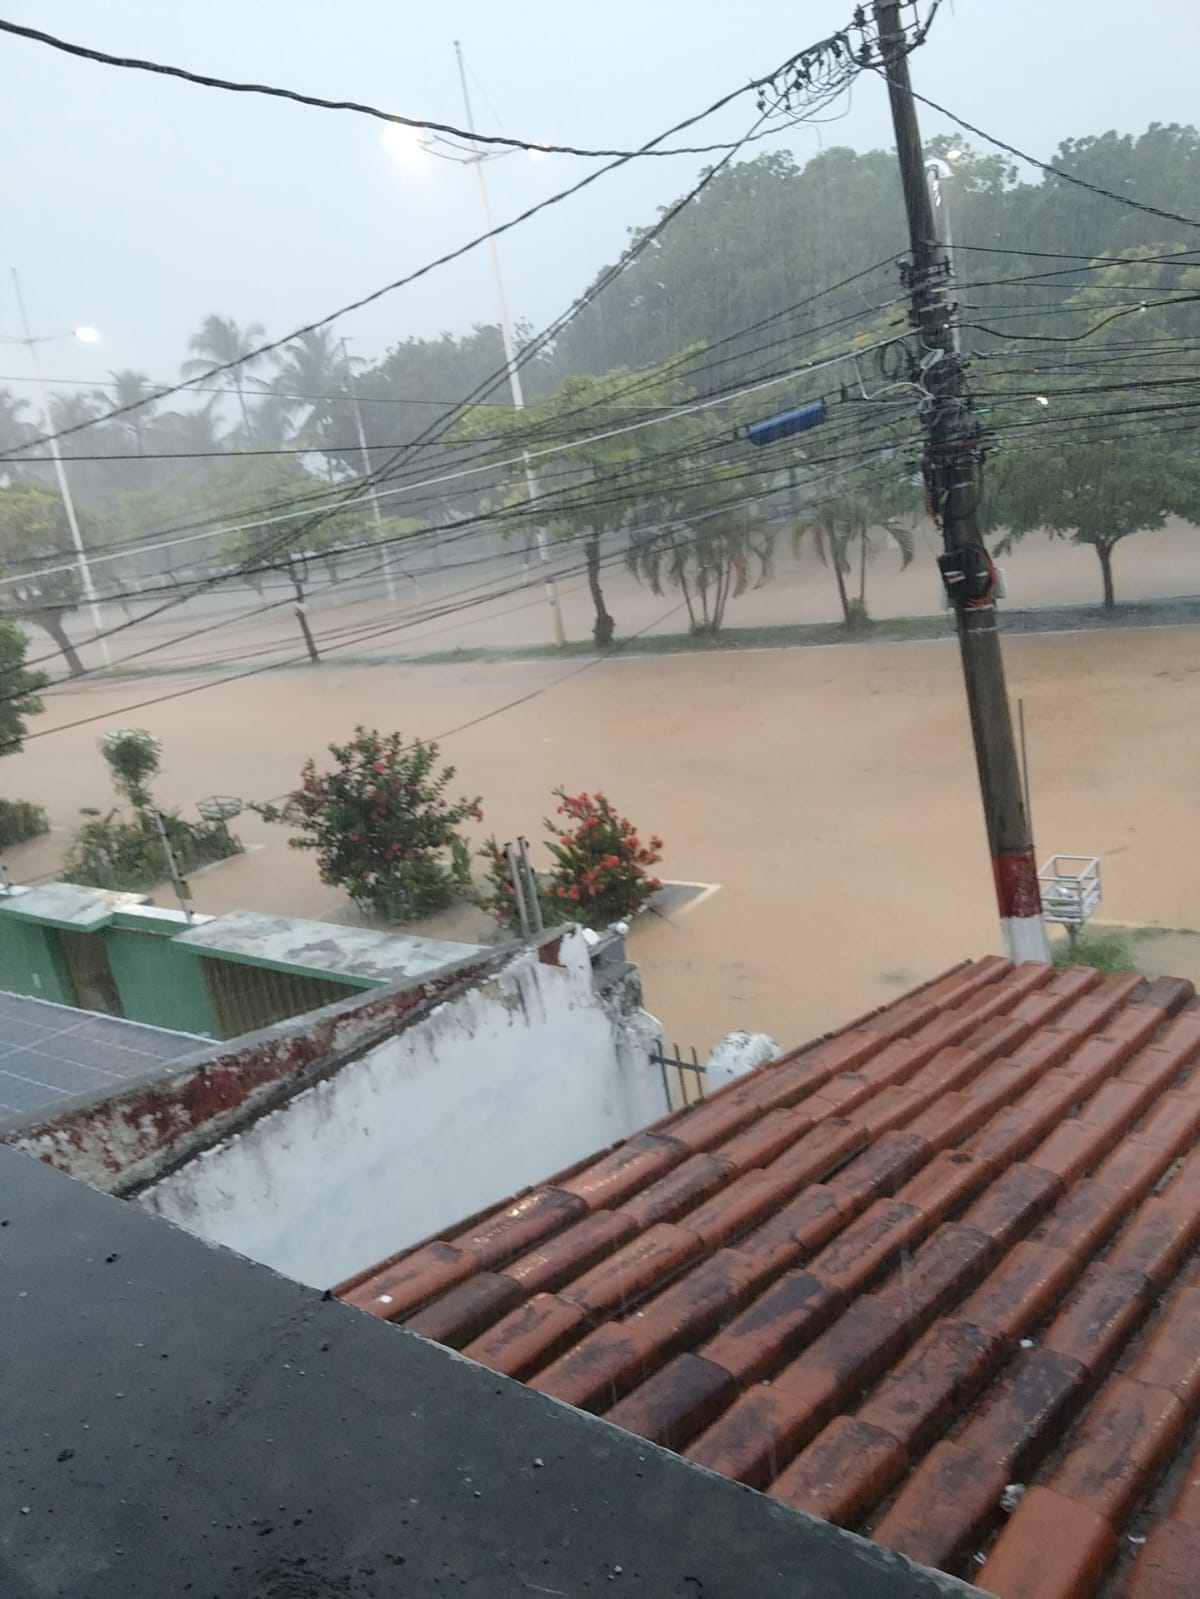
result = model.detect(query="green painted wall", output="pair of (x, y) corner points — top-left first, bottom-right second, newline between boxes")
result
(0, 916), (74, 1005)
(105, 925), (216, 1038)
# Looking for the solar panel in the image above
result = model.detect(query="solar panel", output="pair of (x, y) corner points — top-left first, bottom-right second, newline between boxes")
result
(0, 991), (202, 1122)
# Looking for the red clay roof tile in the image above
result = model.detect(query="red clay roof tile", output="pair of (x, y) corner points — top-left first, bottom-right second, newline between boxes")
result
(556, 1131), (688, 1209)
(856, 1317), (1008, 1453)
(402, 1271), (523, 1347)
(976, 1484), (1117, 1599)
(1122, 1518), (1200, 1599)
(500, 1210), (640, 1296)
(767, 1415), (907, 1526)
(334, 955), (1200, 1589)
(459, 1292), (589, 1379)
(1040, 1261), (1151, 1377)
(602, 1352), (736, 1450)
(1048, 1375), (1186, 1525)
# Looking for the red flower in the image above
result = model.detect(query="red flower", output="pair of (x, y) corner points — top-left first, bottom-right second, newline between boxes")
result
(347, 831), (359, 843)
(560, 836), (572, 847)
(372, 761), (385, 774)
(567, 885), (581, 901)
(556, 886), (567, 898)
(649, 877), (662, 889)
(626, 835), (640, 849)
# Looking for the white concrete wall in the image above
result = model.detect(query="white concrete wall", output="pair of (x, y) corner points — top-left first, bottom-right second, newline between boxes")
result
(139, 930), (666, 1289)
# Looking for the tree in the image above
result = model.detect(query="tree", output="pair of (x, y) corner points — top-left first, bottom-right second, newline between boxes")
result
(981, 244), (1200, 607)
(985, 440), (1168, 609)
(792, 477), (917, 627)
(263, 329), (353, 468)
(0, 479), (87, 675)
(107, 369), (160, 453)
(181, 315), (267, 437)
(207, 457), (354, 647)
(0, 388), (34, 471)
(0, 619), (47, 757)
(457, 358), (698, 647)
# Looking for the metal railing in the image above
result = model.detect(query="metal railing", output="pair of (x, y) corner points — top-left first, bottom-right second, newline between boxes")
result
(652, 1042), (708, 1110)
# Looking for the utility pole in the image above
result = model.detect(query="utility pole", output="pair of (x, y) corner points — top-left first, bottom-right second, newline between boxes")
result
(873, 1), (1048, 962)
(453, 42), (566, 647)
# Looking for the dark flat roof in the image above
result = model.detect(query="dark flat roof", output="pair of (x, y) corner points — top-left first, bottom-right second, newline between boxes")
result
(0, 1147), (980, 1598)
(0, 990), (201, 1123)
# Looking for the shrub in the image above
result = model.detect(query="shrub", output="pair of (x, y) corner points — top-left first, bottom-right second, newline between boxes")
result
(255, 726), (482, 923)
(62, 729), (241, 892)
(63, 808), (241, 893)
(482, 789), (663, 934)
(0, 798), (49, 847)
(101, 728), (162, 810)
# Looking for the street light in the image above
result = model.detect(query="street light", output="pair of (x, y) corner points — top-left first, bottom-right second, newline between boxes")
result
(5, 268), (110, 667)
(339, 334), (398, 602)
(381, 45), (567, 646)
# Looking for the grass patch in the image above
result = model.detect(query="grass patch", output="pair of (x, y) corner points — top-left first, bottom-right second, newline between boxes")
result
(1052, 928), (1137, 975)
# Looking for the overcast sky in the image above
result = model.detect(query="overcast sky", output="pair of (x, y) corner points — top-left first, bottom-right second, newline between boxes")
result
(1, 0), (1198, 398)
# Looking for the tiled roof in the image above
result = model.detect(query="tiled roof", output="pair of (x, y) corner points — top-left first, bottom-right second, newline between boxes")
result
(334, 956), (1200, 1599)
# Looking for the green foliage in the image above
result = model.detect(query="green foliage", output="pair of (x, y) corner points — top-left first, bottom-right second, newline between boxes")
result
(63, 808), (240, 893)
(457, 358), (701, 646)
(0, 620), (47, 759)
(483, 789), (663, 934)
(1052, 929), (1136, 975)
(0, 799), (48, 847)
(254, 726), (482, 923)
(100, 728), (162, 811)
(0, 480), (88, 676)
(62, 729), (241, 892)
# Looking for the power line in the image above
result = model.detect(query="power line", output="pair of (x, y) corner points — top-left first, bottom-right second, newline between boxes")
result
(0, 13), (849, 162)
(6, 52), (819, 461)
(871, 71), (1200, 232)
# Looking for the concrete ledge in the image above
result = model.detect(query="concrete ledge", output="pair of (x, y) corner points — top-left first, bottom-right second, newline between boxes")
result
(0, 1146), (984, 1599)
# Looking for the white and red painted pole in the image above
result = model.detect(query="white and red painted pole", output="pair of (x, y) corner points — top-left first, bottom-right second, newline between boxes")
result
(875, 1), (1049, 963)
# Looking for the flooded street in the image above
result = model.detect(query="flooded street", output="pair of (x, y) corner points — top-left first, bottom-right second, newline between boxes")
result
(7, 619), (1199, 1053)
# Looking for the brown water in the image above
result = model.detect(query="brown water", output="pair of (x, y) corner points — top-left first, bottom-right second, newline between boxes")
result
(7, 619), (1199, 1054)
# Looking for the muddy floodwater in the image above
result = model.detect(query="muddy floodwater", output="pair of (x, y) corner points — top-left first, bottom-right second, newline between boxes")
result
(7, 613), (1199, 1053)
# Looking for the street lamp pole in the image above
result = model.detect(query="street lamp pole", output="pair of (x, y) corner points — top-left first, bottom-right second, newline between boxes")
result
(9, 268), (110, 667)
(924, 157), (958, 351)
(339, 336), (397, 602)
(452, 41), (566, 647)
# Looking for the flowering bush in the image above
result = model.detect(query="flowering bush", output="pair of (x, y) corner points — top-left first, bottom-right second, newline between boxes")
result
(255, 726), (482, 923)
(482, 789), (663, 934)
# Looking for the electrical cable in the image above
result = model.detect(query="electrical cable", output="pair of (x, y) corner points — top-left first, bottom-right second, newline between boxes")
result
(0, 12), (860, 162)
(6, 47), (822, 461)
(868, 69), (1200, 232)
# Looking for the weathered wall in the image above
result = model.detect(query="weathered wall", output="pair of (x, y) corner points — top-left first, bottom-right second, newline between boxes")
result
(139, 930), (666, 1289)
(0, 915), (74, 1005)
(8, 947), (503, 1193)
(104, 915), (217, 1036)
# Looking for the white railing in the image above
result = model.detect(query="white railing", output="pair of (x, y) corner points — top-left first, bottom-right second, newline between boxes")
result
(1038, 855), (1102, 930)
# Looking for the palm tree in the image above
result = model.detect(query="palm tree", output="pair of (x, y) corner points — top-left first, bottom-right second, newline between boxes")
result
(181, 315), (267, 437)
(792, 480), (916, 629)
(107, 369), (159, 453)
(0, 389), (33, 476)
(264, 329), (352, 465)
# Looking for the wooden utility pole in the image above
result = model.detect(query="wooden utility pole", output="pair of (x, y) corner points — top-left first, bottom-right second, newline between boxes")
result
(874, 0), (1048, 961)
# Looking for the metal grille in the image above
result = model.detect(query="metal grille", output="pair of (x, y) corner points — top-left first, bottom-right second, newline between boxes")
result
(57, 929), (123, 1017)
(653, 1043), (707, 1111)
(199, 955), (359, 1040)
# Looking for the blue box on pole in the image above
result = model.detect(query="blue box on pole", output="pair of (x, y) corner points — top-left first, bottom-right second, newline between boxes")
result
(746, 400), (827, 447)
